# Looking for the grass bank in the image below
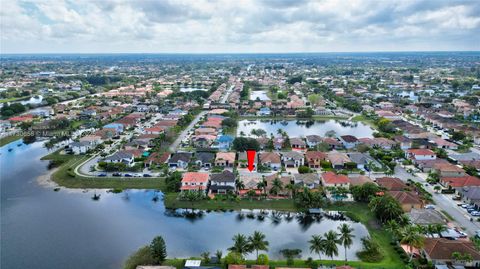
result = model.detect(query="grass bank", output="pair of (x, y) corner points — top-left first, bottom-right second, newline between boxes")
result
(0, 135), (22, 147)
(351, 115), (377, 128)
(163, 193), (297, 211)
(239, 115), (349, 120)
(42, 150), (166, 190)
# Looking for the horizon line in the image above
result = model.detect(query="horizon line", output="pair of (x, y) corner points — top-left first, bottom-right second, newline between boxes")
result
(1, 50), (480, 56)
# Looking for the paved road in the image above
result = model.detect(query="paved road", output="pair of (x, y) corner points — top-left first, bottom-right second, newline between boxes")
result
(220, 84), (235, 103)
(169, 111), (207, 151)
(394, 165), (480, 236)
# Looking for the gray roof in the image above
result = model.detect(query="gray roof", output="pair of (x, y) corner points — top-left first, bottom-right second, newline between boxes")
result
(104, 151), (134, 161)
(195, 152), (215, 163)
(69, 141), (91, 147)
(450, 152), (480, 162)
(294, 173), (319, 184)
(408, 209), (446, 225)
(306, 135), (322, 143)
(281, 151), (304, 160)
(460, 186), (480, 201)
(210, 170), (235, 183)
(169, 152), (192, 163)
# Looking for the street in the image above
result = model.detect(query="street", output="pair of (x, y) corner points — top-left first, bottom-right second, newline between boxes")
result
(169, 110), (207, 151)
(394, 165), (480, 236)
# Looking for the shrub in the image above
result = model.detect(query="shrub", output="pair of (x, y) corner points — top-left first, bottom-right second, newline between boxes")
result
(124, 246), (155, 269)
(224, 252), (245, 265)
(257, 254), (269, 265)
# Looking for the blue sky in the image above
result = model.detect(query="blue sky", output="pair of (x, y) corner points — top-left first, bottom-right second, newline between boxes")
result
(1, 0), (479, 53)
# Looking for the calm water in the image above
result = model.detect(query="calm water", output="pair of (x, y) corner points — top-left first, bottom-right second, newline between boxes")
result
(250, 90), (270, 101)
(180, 87), (208, 92)
(237, 120), (374, 138)
(1, 141), (368, 269)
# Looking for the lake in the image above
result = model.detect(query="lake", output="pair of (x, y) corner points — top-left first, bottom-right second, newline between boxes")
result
(237, 119), (374, 138)
(1, 141), (368, 269)
(180, 87), (208, 92)
(250, 90), (270, 101)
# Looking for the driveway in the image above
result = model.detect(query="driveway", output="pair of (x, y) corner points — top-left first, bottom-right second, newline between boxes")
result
(394, 165), (480, 236)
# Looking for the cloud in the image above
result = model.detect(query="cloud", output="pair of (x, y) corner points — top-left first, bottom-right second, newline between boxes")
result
(1, 0), (479, 53)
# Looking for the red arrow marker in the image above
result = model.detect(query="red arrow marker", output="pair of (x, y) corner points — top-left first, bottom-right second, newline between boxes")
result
(246, 149), (256, 172)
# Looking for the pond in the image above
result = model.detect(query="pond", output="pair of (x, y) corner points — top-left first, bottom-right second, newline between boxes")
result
(1, 141), (369, 269)
(250, 90), (270, 101)
(237, 119), (374, 138)
(180, 87), (208, 92)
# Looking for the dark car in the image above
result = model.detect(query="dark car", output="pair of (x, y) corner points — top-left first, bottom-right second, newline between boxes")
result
(98, 173), (107, 177)
(124, 174), (133, 177)
(112, 173), (121, 177)
(143, 174), (152, 177)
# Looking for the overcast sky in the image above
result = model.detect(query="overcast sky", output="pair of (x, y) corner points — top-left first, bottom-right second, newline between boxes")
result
(1, 0), (479, 53)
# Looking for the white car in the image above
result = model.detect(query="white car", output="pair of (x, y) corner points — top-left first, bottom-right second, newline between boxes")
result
(424, 204), (435, 210)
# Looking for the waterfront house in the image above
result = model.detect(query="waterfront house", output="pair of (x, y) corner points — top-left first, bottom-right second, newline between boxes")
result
(322, 137), (342, 149)
(257, 107), (271, 116)
(294, 173), (320, 189)
(422, 238), (480, 267)
(348, 175), (374, 186)
(209, 170), (236, 195)
(339, 135), (359, 149)
(180, 172), (209, 192)
(305, 135), (323, 148)
(103, 151), (134, 166)
(290, 137), (306, 149)
(321, 171), (350, 188)
(68, 141), (92, 155)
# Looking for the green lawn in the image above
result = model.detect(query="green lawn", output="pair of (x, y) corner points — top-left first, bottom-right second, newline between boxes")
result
(0, 96), (30, 103)
(351, 115), (377, 128)
(43, 151), (166, 190)
(163, 193), (297, 211)
(0, 135), (22, 147)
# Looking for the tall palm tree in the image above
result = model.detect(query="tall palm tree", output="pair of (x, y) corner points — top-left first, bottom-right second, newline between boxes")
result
(248, 231), (269, 260)
(270, 177), (284, 196)
(338, 224), (355, 262)
(228, 234), (252, 257)
(323, 230), (340, 261)
(285, 183), (297, 198)
(308, 234), (325, 261)
(400, 225), (425, 262)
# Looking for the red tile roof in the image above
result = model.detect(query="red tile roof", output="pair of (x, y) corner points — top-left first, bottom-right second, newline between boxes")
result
(441, 176), (480, 188)
(181, 172), (209, 183)
(322, 171), (349, 184)
(407, 149), (436, 156)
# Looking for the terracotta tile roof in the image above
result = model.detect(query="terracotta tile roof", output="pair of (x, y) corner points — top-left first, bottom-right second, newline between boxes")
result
(259, 152), (281, 163)
(433, 162), (465, 173)
(215, 152), (236, 163)
(376, 177), (407, 191)
(423, 238), (480, 260)
(389, 191), (422, 205)
(305, 151), (327, 160)
(181, 172), (209, 183)
(322, 171), (349, 184)
(407, 149), (436, 156)
(441, 176), (480, 188)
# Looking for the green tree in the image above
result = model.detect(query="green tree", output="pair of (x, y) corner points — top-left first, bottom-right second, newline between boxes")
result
(248, 231), (269, 260)
(215, 250), (223, 262)
(150, 236), (167, 264)
(368, 195), (404, 223)
(400, 225), (425, 261)
(323, 230), (340, 261)
(228, 234), (252, 257)
(124, 246), (156, 269)
(201, 251), (210, 264)
(224, 251), (245, 265)
(256, 253), (269, 265)
(338, 224), (355, 262)
(308, 234), (325, 260)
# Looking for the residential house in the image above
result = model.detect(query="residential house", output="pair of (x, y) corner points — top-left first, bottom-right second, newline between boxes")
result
(305, 151), (327, 168)
(294, 173), (320, 189)
(281, 151), (305, 168)
(215, 152), (236, 167)
(321, 171), (350, 188)
(431, 138), (458, 150)
(394, 135), (412, 150)
(422, 238), (480, 267)
(68, 141), (92, 155)
(145, 152), (170, 167)
(441, 175), (480, 189)
(389, 191), (423, 212)
(408, 209), (446, 225)
(339, 135), (359, 149)
(257, 107), (271, 116)
(406, 149), (437, 162)
(327, 152), (351, 169)
(103, 123), (124, 133)
(168, 152), (192, 169)
(194, 152), (215, 168)
(238, 151), (257, 169)
(460, 186), (480, 208)
(376, 177), (407, 191)
(273, 137), (284, 150)
(79, 135), (103, 146)
(215, 135), (234, 150)
(195, 128), (217, 136)
(290, 137), (306, 149)
(348, 175), (374, 186)
(192, 135), (216, 148)
(347, 152), (380, 170)
(259, 152), (281, 170)
(265, 173), (292, 196)
(209, 170), (236, 194)
(432, 162), (466, 178)
(306, 135), (323, 148)
(322, 137), (342, 149)
(180, 172), (209, 192)
(358, 137), (396, 150)
(238, 173), (263, 196)
(103, 151), (134, 166)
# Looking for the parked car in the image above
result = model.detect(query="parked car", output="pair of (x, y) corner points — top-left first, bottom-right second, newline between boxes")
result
(124, 173), (133, 177)
(98, 173), (107, 177)
(143, 174), (152, 177)
(467, 208), (477, 213)
(452, 195), (462, 201)
(133, 173), (142, 177)
(471, 211), (480, 217)
(112, 173), (121, 177)
(424, 204), (435, 210)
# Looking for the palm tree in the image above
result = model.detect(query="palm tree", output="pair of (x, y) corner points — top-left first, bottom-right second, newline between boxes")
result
(386, 219), (401, 242)
(308, 234), (325, 261)
(228, 234), (252, 257)
(338, 224), (355, 262)
(248, 231), (269, 260)
(236, 180), (245, 192)
(400, 225), (425, 262)
(270, 177), (284, 196)
(323, 230), (340, 260)
(285, 183), (298, 198)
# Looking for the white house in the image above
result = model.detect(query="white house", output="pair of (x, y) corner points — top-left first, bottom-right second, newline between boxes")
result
(69, 141), (92, 155)
(103, 151), (134, 166)
(406, 149), (437, 161)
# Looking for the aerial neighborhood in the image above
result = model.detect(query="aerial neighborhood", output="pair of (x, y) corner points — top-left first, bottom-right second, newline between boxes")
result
(1, 53), (480, 269)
